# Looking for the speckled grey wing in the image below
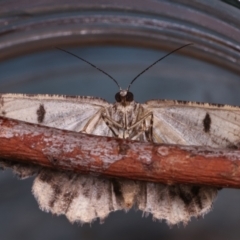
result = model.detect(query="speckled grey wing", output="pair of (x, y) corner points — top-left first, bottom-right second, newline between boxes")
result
(143, 100), (240, 148)
(136, 181), (217, 225)
(0, 93), (112, 135)
(32, 169), (125, 224)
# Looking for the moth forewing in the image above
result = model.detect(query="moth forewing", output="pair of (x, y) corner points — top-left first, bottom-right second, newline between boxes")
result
(0, 94), (110, 132)
(144, 100), (240, 148)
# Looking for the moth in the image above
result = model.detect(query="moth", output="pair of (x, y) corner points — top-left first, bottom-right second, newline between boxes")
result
(1, 44), (237, 226)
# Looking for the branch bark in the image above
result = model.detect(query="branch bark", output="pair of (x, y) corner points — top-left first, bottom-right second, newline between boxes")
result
(0, 116), (240, 188)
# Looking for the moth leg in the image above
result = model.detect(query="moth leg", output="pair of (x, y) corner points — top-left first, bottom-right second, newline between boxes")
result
(130, 129), (147, 140)
(101, 112), (123, 129)
(127, 111), (152, 130)
(127, 111), (153, 140)
(145, 113), (154, 142)
(101, 109), (124, 137)
(129, 113), (154, 142)
(102, 118), (119, 137)
(81, 108), (105, 134)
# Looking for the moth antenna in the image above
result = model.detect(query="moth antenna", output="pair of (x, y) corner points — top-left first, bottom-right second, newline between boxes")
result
(56, 47), (121, 89)
(127, 43), (193, 91)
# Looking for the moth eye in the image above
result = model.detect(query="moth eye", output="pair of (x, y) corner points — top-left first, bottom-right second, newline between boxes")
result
(115, 92), (121, 102)
(126, 92), (134, 102)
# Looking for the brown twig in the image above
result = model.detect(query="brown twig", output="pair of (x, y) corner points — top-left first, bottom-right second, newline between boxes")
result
(0, 116), (240, 188)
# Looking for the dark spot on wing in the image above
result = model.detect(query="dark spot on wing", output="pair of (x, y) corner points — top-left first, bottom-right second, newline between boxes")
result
(112, 179), (122, 196)
(169, 185), (197, 207)
(49, 184), (62, 207)
(36, 104), (46, 123)
(203, 113), (211, 133)
(107, 180), (114, 211)
(64, 188), (79, 212)
(112, 179), (123, 201)
(39, 170), (53, 182)
(13, 163), (40, 179)
(65, 189), (78, 202)
(53, 184), (62, 195)
(168, 186), (178, 198)
(191, 186), (203, 209)
(82, 186), (90, 197)
(178, 186), (193, 206)
(1, 110), (6, 115)
(191, 186), (200, 195)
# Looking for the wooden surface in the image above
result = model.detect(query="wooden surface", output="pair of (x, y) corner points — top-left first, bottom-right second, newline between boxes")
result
(0, 116), (240, 188)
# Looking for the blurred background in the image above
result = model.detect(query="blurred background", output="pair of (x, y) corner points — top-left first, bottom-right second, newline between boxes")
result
(0, 0), (240, 239)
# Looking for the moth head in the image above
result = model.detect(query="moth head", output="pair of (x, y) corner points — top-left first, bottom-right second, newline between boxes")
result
(115, 89), (134, 105)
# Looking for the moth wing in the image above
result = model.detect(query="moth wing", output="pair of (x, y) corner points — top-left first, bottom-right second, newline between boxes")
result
(0, 93), (112, 136)
(143, 100), (240, 148)
(32, 169), (125, 224)
(136, 182), (217, 226)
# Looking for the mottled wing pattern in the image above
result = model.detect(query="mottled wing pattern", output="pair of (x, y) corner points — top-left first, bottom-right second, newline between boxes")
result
(136, 183), (217, 225)
(32, 169), (128, 224)
(0, 159), (40, 179)
(0, 94), (112, 135)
